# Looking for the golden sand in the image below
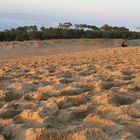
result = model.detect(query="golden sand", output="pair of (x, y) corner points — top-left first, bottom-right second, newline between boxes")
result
(0, 41), (140, 139)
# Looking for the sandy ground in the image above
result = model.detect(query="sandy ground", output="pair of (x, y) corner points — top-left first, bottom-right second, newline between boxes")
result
(0, 39), (125, 56)
(0, 40), (140, 140)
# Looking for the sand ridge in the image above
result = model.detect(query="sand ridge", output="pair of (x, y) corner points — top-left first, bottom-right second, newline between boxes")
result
(0, 47), (140, 139)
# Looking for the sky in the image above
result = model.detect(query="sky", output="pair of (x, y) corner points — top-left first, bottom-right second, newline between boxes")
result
(0, 0), (140, 30)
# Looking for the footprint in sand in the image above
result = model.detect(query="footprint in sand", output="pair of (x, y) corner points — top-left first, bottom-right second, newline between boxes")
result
(109, 93), (136, 106)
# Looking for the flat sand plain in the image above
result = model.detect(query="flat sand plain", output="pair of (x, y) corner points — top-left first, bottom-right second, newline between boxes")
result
(0, 40), (140, 140)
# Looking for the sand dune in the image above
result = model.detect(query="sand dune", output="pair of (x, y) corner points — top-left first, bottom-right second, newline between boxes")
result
(0, 39), (140, 56)
(0, 42), (140, 139)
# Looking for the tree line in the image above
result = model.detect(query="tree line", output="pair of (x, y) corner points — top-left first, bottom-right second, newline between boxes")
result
(0, 22), (140, 41)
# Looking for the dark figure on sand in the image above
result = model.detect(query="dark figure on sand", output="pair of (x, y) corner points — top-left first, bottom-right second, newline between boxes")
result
(122, 42), (128, 47)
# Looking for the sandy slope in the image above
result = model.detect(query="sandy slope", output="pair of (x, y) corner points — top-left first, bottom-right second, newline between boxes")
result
(0, 39), (128, 56)
(0, 44), (140, 139)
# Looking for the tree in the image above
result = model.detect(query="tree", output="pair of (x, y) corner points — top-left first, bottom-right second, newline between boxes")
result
(58, 22), (72, 29)
(0, 23), (140, 41)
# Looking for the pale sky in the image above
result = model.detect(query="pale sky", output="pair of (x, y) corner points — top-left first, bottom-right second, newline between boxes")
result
(0, 0), (140, 30)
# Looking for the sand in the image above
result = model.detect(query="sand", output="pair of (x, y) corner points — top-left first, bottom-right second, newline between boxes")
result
(0, 39), (134, 56)
(0, 40), (140, 140)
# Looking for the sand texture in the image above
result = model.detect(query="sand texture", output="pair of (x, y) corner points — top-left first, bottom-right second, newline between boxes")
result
(0, 41), (140, 139)
(1, 39), (140, 56)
